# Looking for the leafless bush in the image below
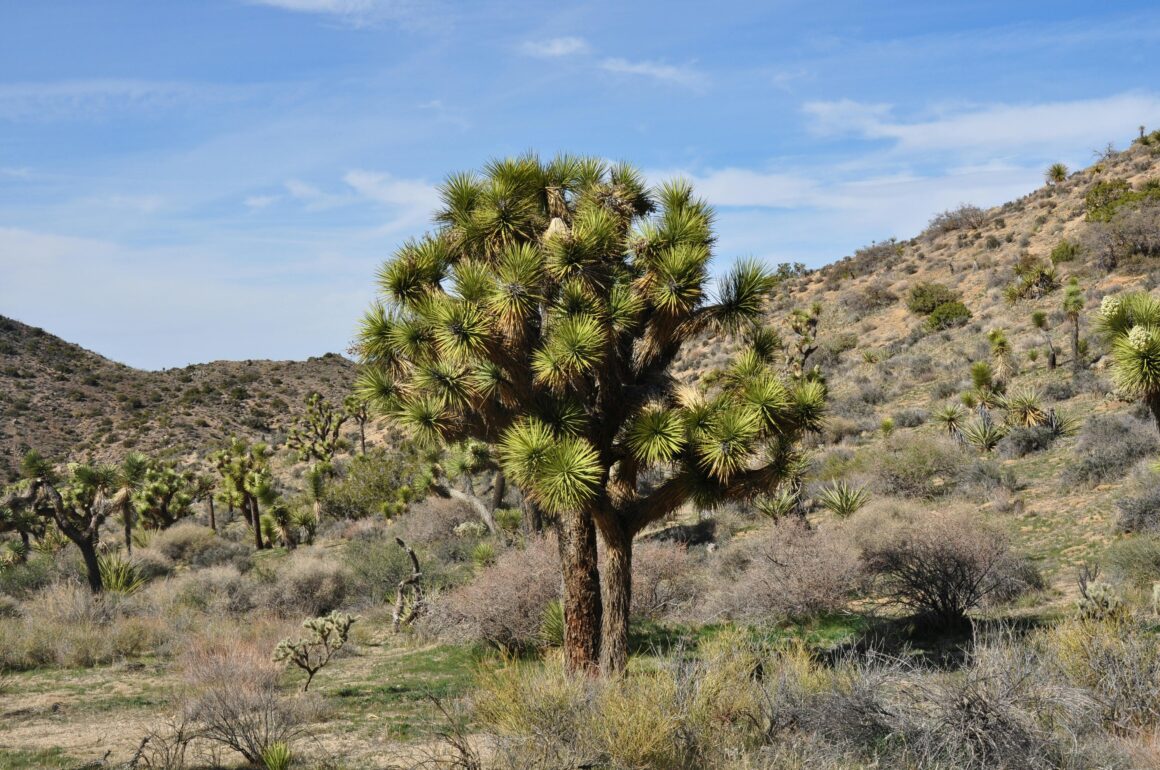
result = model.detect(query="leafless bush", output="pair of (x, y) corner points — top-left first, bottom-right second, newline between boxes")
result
(704, 519), (864, 622)
(150, 522), (250, 570)
(630, 541), (699, 621)
(859, 509), (1038, 629)
(258, 550), (351, 617)
(927, 204), (987, 235)
(180, 633), (308, 766)
(424, 535), (559, 651)
(165, 565), (257, 614)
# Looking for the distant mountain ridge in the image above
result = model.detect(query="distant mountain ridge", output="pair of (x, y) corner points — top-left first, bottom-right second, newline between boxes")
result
(0, 314), (355, 482)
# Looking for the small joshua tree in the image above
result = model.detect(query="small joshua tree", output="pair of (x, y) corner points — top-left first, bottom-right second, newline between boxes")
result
(343, 395), (370, 455)
(288, 393), (349, 464)
(1045, 162), (1068, 185)
(273, 611), (357, 692)
(1063, 278), (1085, 372)
(1030, 310), (1057, 370)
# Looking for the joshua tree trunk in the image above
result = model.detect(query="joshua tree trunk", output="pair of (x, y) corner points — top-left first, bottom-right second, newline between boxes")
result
(523, 495), (544, 534)
(1149, 393), (1160, 435)
(1071, 316), (1081, 372)
(358, 423), (366, 455)
(123, 508), (133, 555)
(249, 496), (265, 550)
(556, 509), (601, 675)
(598, 521), (633, 675)
(208, 496), (216, 532)
(490, 470), (506, 513)
(20, 531), (29, 552)
(77, 537), (103, 594)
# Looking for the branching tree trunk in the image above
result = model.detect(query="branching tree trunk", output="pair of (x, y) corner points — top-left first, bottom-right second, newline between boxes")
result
(393, 537), (425, 631)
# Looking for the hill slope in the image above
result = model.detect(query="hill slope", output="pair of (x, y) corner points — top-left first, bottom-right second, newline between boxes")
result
(0, 316), (356, 481)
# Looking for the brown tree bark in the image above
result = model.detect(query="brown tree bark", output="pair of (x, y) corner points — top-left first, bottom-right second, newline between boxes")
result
(208, 496), (216, 532)
(490, 470), (506, 513)
(598, 521), (633, 674)
(123, 507), (133, 555)
(77, 537), (103, 594)
(556, 508), (601, 675)
(249, 496), (265, 550)
(1071, 317), (1081, 372)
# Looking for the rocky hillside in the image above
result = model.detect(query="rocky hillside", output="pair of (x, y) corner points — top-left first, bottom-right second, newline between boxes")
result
(0, 316), (357, 482)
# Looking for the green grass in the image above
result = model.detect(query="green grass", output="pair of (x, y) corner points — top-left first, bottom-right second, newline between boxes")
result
(0, 748), (75, 769)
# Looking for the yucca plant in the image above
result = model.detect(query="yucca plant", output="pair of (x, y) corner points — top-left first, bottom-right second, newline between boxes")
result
(962, 416), (1008, 452)
(932, 402), (968, 436)
(755, 487), (801, 519)
(1046, 162), (1068, 185)
(1002, 387), (1047, 428)
(471, 541), (496, 569)
(987, 329), (1016, 385)
(816, 480), (870, 518)
(261, 743), (292, 770)
(97, 552), (146, 595)
(1030, 310), (1057, 370)
(1097, 292), (1160, 431)
(355, 155), (826, 673)
(538, 599), (565, 648)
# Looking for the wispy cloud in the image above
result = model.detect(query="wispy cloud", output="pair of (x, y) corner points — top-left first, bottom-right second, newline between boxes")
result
(520, 36), (590, 57)
(803, 93), (1160, 153)
(0, 79), (249, 121)
(243, 0), (430, 27)
(343, 169), (439, 230)
(600, 58), (709, 90)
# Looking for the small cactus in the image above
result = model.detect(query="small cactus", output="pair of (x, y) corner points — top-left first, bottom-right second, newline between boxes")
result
(273, 611), (357, 691)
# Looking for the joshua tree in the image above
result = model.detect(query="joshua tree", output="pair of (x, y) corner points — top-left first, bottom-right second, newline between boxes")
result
(190, 473), (217, 531)
(355, 154), (824, 673)
(1063, 278), (1085, 372)
(109, 452), (149, 554)
(1096, 292), (1160, 432)
(1030, 310), (1057, 369)
(343, 395), (370, 455)
(134, 461), (197, 531)
(987, 329), (1016, 386)
(211, 438), (273, 550)
(1045, 162), (1068, 185)
(2, 453), (117, 592)
(288, 392), (350, 464)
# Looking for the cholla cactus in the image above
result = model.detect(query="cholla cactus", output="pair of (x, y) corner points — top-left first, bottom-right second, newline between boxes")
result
(273, 611), (357, 692)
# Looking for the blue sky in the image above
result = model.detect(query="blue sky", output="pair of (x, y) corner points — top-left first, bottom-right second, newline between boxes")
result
(2, 0), (1159, 369)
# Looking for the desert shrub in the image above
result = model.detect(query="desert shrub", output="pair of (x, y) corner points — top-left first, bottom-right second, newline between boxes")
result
(424, 535), (559, 652)
(182, 633), (308, 766)
(860, 510), (1038, 630)
(631, 541), (699, 620)
(891, 408), (928, 428)
(857, 382), (888, 405)
(844, 281), (897, 315)
(391, 496), (478, 547)
(1046, 615), (1160, 732)
(1063, 414), (1159, 487)
(998, 425), (1057, 457)
(907, 282), (961, 315)
(1105, 535), (1160, 588)
(1116, 483), (1160, 533)
(0, 550), (74, 598)
(131, 547), (175, 579)
(321, 446), (430, 519)
(705, 519), (864, 623)
(258, 551), (351, 617)
(342, 535), (427, 604)
(925, 300), (973, 330)
(927, 204), (987, 234)
(151, 522), (250, 570)
(1050, 239), (1080, 264)
(169, 565), (258, 615)
(871, 434), (969, 499)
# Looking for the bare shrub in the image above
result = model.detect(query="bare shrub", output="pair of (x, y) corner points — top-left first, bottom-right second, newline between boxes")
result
(424, 535), (559, 651)
(704, 519), (864, 623)
(631, 541), (699, 621)
(181, 633), (308, 766)
(927, 204), (987, 235)
(258, 550), (351, 617)
(151, 522), (250, 570)
(859, 509), (1038, 629)
(1063, 414), (1159, 488)
(166, 565), (257, 614)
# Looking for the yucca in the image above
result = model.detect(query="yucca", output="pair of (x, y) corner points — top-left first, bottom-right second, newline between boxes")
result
(962, 416), (1008, 452)
(1097, 291), (1160, 431)
(816, 480), (870, 518)
(932, 402), (968, 436)
(1002, 388), (1047, 428)
(355, 154), (825, 672)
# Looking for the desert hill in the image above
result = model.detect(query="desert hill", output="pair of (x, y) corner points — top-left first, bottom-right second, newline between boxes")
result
(0, 315), (356, 482)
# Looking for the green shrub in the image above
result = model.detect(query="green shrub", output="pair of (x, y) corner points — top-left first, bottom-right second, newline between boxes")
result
(925, 300), (972, 330)
(1063, 414), (1159, 488)
(872, 435), (968, 499)
(1105, 535), (1160, 588)
(907, 282), (961, 315)
(817, 480), (870, 518)
(1050, 239), (1080, 264)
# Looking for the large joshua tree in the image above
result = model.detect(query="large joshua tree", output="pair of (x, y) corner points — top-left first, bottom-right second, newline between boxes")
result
(355, 154), (825, 673)
(1097, 292), (1160, 431)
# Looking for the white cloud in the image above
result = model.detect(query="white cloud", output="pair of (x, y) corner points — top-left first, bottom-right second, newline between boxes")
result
(520, 37), (590, 57)
(0, 79), (245, 121)
(343, 169), (438, 230)
(244, 194), (279, 209)
(243, 0), (429, 27)
(803, 93), (1160, 153)
(600, 58), (708, 90)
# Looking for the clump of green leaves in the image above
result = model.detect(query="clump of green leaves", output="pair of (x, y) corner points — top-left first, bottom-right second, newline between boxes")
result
(816, 480), (870, 518)
(273, 611), (357, 692)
